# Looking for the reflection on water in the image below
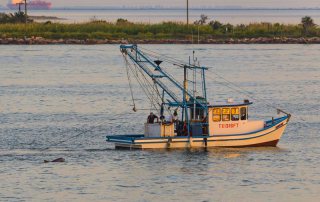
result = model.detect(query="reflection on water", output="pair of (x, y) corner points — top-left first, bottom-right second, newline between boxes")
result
(0, 45), (319, 201)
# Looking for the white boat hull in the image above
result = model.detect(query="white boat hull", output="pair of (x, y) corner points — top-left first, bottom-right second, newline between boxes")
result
(107, 116), (289, 149)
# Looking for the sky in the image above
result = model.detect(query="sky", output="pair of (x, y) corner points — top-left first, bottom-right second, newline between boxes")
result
(1, 0), (320, 8)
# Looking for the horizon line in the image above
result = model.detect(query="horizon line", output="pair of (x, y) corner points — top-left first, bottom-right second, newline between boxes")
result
(1, 6), (320, 10)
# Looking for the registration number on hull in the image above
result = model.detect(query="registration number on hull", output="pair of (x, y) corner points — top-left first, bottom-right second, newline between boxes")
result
(219, 123), (239, 128)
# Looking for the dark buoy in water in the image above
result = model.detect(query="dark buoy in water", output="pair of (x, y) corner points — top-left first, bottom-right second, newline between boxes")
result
(44, 158), (65, 163)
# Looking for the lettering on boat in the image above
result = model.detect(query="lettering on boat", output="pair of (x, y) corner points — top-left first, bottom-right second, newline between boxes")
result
(219, 123), (239, 128)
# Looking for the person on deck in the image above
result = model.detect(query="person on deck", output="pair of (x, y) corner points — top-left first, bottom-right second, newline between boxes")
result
(147, 112), (159, 124)
(173, 110), (178, 122)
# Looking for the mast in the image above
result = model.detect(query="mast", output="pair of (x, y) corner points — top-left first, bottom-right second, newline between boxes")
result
(120, 44), (209, 137)
(183, 64), (188, 102)
(192, 51), (196, 120)
(183, 63), (188, 123)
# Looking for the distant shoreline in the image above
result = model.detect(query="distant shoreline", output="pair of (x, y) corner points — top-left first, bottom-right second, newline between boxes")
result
(41, 8), (320, 11)
(29, 16), (66, 21)
(1, 20), (319, 45)
(1, 7), (320, 11)
(1, 37), (320, 45)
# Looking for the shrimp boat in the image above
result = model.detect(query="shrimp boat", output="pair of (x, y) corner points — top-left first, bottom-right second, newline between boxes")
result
(106, 45), (291, 149)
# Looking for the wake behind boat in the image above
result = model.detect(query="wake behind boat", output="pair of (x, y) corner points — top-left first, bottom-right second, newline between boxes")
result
(106, 45), (291, 149)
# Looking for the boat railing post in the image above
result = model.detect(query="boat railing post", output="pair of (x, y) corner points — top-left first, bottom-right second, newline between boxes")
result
(185, 104), (192, 145)
(206, 110), (210, 136)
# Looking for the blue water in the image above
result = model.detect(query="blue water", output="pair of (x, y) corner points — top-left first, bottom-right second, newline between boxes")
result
(0, 44), (319, 201)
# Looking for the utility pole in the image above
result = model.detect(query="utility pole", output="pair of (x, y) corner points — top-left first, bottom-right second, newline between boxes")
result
(24, 0), (27, 24)
(187, 0), (189, 26)
(24, 0), (28, 40)
(18, 2), (23, 12)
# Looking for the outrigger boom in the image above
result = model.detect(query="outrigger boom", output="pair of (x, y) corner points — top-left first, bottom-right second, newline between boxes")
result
(107, 45), (291, 149)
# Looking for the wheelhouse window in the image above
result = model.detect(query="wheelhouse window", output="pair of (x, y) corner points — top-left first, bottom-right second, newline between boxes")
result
(213, 108), (221, 122)
(222, 108), (230, 121)
(240, 107), (247, 120)
(231, 108), (239, 121)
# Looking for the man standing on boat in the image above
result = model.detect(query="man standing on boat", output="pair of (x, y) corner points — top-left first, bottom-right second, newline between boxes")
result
(165, 110), (178, 123)
(147, 112), (159, 123)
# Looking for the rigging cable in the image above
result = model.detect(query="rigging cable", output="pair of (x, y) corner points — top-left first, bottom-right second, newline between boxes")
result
(139, 48), (202, 97)
(123, 50), (179, 115)
(124, 53), (137, 111)
(133, 61), (162, 109)
(139, 46), (290, 115)
(205, 69), (289, 113)
(130, 49), (182, 111)
(123, 53), (162, 111)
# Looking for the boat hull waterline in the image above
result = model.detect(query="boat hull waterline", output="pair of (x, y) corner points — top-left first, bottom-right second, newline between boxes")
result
(106, 116), (289, 149)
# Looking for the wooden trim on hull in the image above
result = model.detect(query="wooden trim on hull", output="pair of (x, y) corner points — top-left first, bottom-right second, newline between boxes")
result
(114, 139), (280, 149)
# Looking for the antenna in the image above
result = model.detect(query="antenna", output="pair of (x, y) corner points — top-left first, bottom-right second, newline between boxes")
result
(17, 2), (23, 12)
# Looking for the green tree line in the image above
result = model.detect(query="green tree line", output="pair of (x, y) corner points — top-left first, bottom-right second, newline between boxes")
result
(0, 14), (319, 40)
